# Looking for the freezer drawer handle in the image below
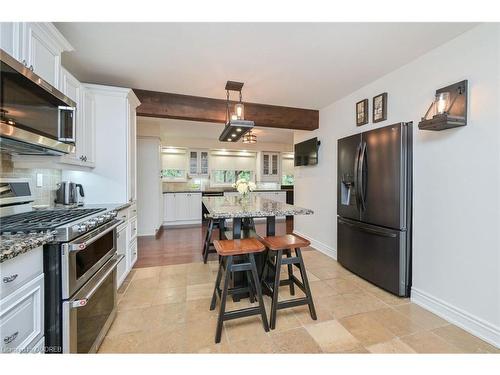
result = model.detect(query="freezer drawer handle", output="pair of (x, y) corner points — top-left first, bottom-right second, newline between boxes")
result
(338, 219), (397, 238)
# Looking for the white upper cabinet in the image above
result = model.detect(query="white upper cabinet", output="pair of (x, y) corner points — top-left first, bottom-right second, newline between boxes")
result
(260, 152), (281, 182)
(21, 23), (73, 88)
(1, 23), (72, 88)
(0, 22), (22, 59)
(188, 150), (209, 176)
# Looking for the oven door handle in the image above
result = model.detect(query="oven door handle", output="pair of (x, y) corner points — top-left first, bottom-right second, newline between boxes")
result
(69, 254), (123, 308)
(66, 220), (122, 252)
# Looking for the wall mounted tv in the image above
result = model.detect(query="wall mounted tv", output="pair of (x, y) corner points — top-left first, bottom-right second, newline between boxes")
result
(294, 137), (320, 166)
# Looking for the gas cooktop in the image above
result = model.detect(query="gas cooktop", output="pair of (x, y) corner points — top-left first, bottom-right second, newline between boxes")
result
(0, 208), (105, 234)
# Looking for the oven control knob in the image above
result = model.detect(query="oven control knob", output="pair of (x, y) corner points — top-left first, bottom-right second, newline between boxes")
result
(97, 216), (105, 223)
(75, 224), (87, 233)
(109, 211), (117, 218)
(87, 220), (97, 228)
(103, 213), (111, 220)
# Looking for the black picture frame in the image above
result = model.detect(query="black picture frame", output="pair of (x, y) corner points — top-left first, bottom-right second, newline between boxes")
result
(356, 99), (369, 126)
(373, 92), (387, 123)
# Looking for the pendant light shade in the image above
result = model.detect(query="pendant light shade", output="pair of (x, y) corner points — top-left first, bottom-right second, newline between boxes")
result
(219, 81), (254, 142)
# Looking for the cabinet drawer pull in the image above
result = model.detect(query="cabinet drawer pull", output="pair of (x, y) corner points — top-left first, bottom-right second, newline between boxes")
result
(3, 274), (18, 283)
(4, 331), (19, 345)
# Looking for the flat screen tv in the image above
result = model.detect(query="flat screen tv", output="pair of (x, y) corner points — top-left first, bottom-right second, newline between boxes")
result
(294, 137), (319, 166)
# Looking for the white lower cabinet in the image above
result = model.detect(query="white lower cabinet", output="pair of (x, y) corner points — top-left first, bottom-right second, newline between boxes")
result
(163, 192), (202, 225)
(115, 203), (138, 289)
(0, 273), (44, 354)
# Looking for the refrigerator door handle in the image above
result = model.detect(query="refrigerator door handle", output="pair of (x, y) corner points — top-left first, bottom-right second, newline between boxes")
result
(338, 218), (397, 238)
(357, 141), (367, 211)
(353, 142), (362, 210)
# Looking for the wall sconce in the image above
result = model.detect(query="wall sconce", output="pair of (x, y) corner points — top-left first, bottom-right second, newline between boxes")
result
(418, 80), (468, 131)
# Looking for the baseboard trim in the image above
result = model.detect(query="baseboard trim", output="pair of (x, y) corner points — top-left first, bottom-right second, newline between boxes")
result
(411, 287), (500, 349)
(292, 230), (337, 260)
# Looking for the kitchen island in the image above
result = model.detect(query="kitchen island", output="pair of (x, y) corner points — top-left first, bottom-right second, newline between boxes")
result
(202, 195), (313, 300)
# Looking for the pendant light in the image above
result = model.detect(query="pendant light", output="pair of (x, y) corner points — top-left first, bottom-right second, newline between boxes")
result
(242, 130), (257, 144)
(219, 81), (254, 142)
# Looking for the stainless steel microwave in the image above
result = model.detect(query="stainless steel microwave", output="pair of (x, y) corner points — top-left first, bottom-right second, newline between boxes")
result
(0, 49), (76, 155)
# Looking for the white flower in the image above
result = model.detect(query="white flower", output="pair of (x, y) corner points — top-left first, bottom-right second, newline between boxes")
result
(248, 181), (256, 191)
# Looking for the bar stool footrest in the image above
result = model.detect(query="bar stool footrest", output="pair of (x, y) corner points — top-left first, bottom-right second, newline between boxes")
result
(223, 306), (262, 321)
(277, 297), (310, 310)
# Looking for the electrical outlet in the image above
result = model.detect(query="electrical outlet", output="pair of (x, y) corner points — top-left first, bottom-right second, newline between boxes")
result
(36, 173), (43, 187)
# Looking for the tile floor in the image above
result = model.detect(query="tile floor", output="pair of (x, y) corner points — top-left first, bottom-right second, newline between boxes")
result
(99, 248), (499, 354)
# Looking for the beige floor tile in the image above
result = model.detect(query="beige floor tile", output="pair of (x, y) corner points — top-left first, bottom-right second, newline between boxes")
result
(321, 292), (387, 319)
(292, 304), (334, 325)
(324, 277), (364, 295)
(394, 303), (449, 330)
(186, 282), (215, 301)
(307, 266), (347, 280)
(224, 315), (269, 344)
(118, 288), (155, 311)
(158, 273), (187, 288)
(228, 335), (277, 353)
(185, 318), (228, 351)
(304, 320), (360, 353)
(132, 266), (161, 280)
(185, 298), (218, 323)
(271, 327), (323, 353)
(196, 342), (232, 353)
(431, 324), (500, 353)
(159, 263), (188, 276)
(141, 302), (186, 327)
(400, 331), (462, 353)
(106, 308), (147, 337)
(126, 276), (160, 292)
(366, 338), (416, 353)
(153, 286), (187, 305)
(308, 280), (337, 298)
(98, 331), (144, 353)
(268, 308), (302, 333)
(187, 270), (214, 285)
(138, 324), (188, 353)
(339, 313), (396, 346)
(363, 308), (425, 337)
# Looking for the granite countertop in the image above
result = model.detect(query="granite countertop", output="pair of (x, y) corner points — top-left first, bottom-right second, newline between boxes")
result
(202, 195), (313, 219)
(0, 231), (55, 264)
(163, 188), (293, 194)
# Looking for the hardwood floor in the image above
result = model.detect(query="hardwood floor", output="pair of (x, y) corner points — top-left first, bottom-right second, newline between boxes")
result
(135, 218), (294, 268)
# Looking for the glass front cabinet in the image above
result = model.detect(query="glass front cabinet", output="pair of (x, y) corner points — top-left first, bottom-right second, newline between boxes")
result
(261, 152), (280, 181)
(188, 150), (209, 176)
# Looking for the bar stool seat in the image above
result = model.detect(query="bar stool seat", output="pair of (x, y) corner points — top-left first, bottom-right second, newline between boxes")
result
(210, 238), (269, 343)
(260, 234), (317, 330)
(260, 234), (310, 250)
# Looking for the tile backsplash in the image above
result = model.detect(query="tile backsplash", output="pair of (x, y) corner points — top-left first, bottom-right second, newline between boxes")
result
(0, 153), (62, 206)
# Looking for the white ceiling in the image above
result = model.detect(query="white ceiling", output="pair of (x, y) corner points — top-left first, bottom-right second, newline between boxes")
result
(55, 22), (477, 109)
(138, 117), (294, 144)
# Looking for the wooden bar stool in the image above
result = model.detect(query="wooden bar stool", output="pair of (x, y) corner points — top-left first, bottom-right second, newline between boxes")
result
(260, 234), (317, 329)
(202, 217), (226, 264)
(210, 238), (269, 343)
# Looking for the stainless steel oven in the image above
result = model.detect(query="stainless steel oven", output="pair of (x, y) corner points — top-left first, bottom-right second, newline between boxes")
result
(61, 220), (121, 299)
(62, 254), (122, 353)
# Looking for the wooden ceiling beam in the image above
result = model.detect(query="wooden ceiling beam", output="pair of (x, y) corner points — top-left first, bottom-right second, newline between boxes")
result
(133, 89), (319, 131)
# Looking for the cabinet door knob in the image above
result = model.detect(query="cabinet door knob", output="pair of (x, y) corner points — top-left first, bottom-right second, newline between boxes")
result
(3, 274), (18, 283)
(29, 65), (34, 71)
(22, 59), (27, 67)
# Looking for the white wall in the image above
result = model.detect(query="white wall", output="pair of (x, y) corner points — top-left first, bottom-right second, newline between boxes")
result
(137, 137), (162, 236)
(294, 24), (500, 347)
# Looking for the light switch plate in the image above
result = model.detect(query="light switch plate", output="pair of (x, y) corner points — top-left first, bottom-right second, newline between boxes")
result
(36, 173), (43, 187)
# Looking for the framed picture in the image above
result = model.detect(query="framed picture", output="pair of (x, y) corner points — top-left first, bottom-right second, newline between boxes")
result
(356, 99), (369, 126)
(373, 92), (387, 123)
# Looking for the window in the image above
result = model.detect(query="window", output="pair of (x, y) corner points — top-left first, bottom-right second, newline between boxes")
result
(161, 169), (185, 180)
(282, 173), (294, 185)
(212, 170), (253, 185)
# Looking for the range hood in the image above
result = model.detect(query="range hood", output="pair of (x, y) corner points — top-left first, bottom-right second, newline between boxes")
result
(0, 49), (76, 156)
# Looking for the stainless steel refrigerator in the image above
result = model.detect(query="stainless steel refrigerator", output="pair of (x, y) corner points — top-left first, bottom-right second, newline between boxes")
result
(337, 122), (412, 297)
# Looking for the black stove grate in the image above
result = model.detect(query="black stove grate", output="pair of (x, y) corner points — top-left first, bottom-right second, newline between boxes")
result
(0, 208), (105, 234)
